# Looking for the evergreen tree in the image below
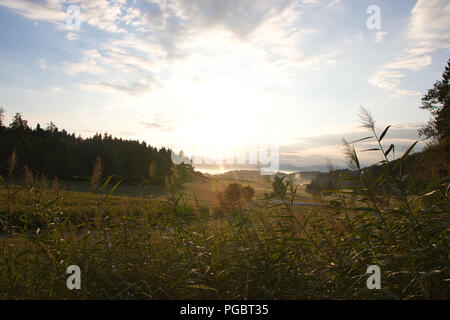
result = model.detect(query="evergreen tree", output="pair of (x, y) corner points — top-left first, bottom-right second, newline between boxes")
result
(0, 107), (5, 127)
(419, 59), (450, 145)
(0, 110), (175, 183)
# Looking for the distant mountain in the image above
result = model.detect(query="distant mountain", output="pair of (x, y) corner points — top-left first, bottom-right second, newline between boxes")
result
(218, 170), (265, 180)
(206, 169), (322, 185)
(304, 144), (448, 195)
(278, 163), (330, 172)
(194, 163), (331, 174)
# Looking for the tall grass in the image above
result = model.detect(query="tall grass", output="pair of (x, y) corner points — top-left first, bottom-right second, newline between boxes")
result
(0, 110), (448, 299)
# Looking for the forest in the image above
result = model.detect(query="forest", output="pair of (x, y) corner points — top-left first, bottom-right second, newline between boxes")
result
(0, 111), (174, 184)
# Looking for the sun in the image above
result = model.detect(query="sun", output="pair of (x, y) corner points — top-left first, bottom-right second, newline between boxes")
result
(141, 52), (290, 162)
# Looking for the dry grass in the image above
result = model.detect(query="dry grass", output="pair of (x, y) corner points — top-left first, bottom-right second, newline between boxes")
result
(0, 117), (448, 299)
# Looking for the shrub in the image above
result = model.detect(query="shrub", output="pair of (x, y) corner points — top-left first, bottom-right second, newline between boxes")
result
(242, 185), (255, 201)
(217, 183), (255, 211)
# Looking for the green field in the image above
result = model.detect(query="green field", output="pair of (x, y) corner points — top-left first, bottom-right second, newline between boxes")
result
(0, 156), (448, 299)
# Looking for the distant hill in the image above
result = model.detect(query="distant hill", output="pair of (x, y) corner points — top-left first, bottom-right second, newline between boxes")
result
(278, 163), (329, 172)
(211, 169), (321, 185)
(217, 170), (265, 180)
(305, 144), (449, 195)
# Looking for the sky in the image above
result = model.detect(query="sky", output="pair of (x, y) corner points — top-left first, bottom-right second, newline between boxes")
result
(0, 0), (449, 171)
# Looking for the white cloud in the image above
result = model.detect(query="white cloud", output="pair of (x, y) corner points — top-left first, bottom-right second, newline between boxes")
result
(369, 70), (421, 97)
(369, 0), (450, 96)
(0, 0), (129, 32)
(99, 77), (158, 96)
(385, 55), (432, 71)
(2, 0), (336, 94)
(374, 31), (387, 44)
(65, 32), (78, 40)
(369, 70), (402, 91)
(38, 58), (47, 70)
(80, 0), (127, 33)
(141, 113), (177, 132)
(391, 89), (421, 97)
(0, 0), (67, 26)
(326, 0), (342, 8)
(52, 0), (336, 98)
(409, 0), (450, 47)
(62, 50), (105, 76)
(280, 123), (424, 168)
(51, 86), (62, 92)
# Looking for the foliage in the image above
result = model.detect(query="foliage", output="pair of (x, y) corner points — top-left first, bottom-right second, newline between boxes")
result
(165, 162), (195, 195)
(242, 185), (255, 201)
(217, 183), (255, 212)
(305, 179), (322, 195)
(0, 111), (174, 183)
(0, 110), (448, 300)
(419, 59), (450, 145)
(271, 175), (288, 198)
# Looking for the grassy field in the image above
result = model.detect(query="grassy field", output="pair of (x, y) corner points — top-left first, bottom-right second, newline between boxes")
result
(0, 152), (448, 299)
(0, 116), (448, 300)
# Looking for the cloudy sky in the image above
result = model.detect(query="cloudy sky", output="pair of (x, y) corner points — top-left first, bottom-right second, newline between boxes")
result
(0, 0), (449, 170)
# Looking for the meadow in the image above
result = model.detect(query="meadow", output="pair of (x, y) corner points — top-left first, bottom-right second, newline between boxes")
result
(0, 117), (448, 300)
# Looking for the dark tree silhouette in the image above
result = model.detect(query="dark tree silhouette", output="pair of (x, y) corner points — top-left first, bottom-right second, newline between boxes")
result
(0, 107), (5, 127)
(0, 111), (175, 184)
(419, 59), (450, 145)
(217, 183), (255, 211)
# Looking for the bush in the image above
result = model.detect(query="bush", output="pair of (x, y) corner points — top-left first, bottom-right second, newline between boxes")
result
(242, 185), (255, 201)
(217, 183), (255, 211)
(305, 180), (321, 195)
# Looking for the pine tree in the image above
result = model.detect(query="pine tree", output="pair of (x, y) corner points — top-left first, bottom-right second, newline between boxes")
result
(418, 59), (450, 144)
(0, 107), (5, 127)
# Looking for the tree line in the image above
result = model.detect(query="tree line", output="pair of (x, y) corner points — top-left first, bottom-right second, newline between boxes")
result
(306, 58), (449, 196)
(0, 111), (175, 184)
